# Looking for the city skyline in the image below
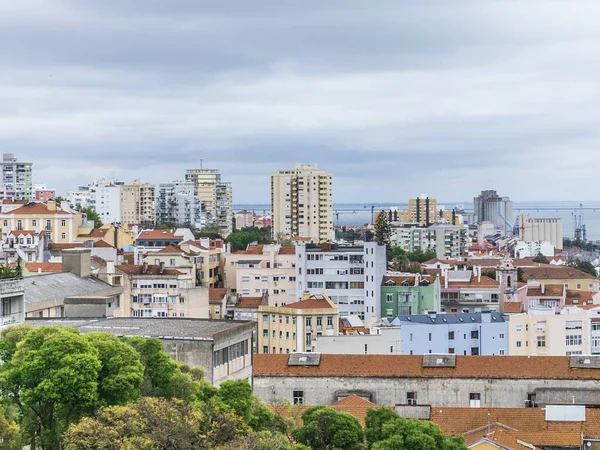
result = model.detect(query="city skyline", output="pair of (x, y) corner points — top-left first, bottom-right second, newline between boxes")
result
(3, 1), (600, 203)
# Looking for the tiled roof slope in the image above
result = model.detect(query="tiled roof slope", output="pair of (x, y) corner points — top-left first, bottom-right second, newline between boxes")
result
(254, 354), (600, 380)
(521, 266), (596, 280)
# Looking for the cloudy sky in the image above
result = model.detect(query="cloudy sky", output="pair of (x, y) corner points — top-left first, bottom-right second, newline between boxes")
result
(2, 1), (599, 204)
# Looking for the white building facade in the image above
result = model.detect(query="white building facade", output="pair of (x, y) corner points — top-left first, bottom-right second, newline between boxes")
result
(68, 178), (122, 223)
(157, 181), (203, 227)
(517, 215), (563, 249)
(295, 242), (386, 323)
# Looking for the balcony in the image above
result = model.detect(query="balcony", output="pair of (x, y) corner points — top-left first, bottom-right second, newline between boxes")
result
(1, 311), (24, 326)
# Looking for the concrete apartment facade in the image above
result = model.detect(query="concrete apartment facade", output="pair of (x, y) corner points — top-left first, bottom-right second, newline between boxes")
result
(295, 242), (387, 323)
(156, 181), (202, 227)
(225, 243), (296, 306)
(394, 311), (509, 356)
(120, 179), (156, 225)
(391, 224), (468, 259)
(254, 353), (600, 409)
(114, 263), (209, 319)
(185, 168), (233, 236)
(0, 277), (25, 326)
(271, 163), (333, 243)
(0, 201), (83, 244)
(67, 178), (123, 224)
(257, 294), (338, 354)
(517, 215), (563, 249)
(0, 153), (32, 201)
(473, 190), (513, 235)
(381, 274), (441, 319)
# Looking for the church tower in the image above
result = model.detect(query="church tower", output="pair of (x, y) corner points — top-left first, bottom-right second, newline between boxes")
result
(497, 254), (518, 314)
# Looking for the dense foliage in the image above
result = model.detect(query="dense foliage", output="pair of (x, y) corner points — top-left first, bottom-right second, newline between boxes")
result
(571, 259), (598, 277)
(0, 325), (467, 450)
(374, 211), (392, 246)
(533, 253), (549, 264)
(74, 206), (103, 228)
(226, 226), (273, 252)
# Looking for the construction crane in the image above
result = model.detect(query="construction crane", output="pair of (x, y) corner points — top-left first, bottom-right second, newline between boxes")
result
(573, 203), (587, 242)
(333, 210), (357, 227)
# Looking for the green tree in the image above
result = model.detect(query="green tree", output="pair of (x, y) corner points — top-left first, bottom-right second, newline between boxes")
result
(226, 230), (264, 252)
(291, 406), (364, 450)
(0, 327), (102, 449)
(407, 248), (437, 263)
(365, 407), (467, 450)
(517, 267), (525, 283)
(572, 259), (598, 277)
(533, 253), (549, 264)
(75, 206), (103, 228)
(0, 406), (21, 450)
(374, 211), (391, 246)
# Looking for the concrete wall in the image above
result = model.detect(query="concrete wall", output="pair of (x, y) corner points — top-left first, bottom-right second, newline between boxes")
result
(213, 322), (255, 385)
(314, 328), (402, 354)
(254, 375), (600, 408)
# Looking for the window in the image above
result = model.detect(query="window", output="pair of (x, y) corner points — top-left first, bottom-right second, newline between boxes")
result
(242, 276), (250, 282)
(471, 347), (479, 355)
(293, 391), (304, 405)
(263, 330), (268, 338)
(410, 333), (413, 342)
(536, 321), (546, 331)
(61, 233), (66, 240)
(262, 314), (268, 323)
(407, 392), (417, 405)
(565, 335), (582, 346)
(566, 320), (583, 330)
(170, 258), (175, 266)
(386, 293), (393, 303)
(537, 336), (545, 348)
(61, 219), (66, 227)
(471, 330), (479, 339)
(17, 220), (22, 230)
(448, 347), (455, 354)
(2, 220), (6, 227)
(428, 333), (432, 342)
(263, 346), (268, 353)
(516, 341), (522, 348)
(499, 350), (505, 355)
(577, 283), (581, 289)
(526, 393), (536, 408)
(448, 331), (455, 340)
(499, 333), (505, 339)
(32, 219), (36, 227)
(46, 220), (51, 230)
(386, 309), (393, 317)
(516, 325), (522, 332)
(469, 393), (481, 408)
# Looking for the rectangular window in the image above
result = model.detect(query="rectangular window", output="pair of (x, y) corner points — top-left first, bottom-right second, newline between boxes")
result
(471, 330), (479, 339)
(428, 333), (432, 342)
(566, 320), (583, 330)
(469, 393), (481, 408)
(293, 391), (304, 405)
(61, 219), (66, 227)
(471, 347), (479, 356)
(499, 333), (505, 339)
(17, 220), (22, 230)
(565, 335), (582, 346)
(536, 321), (546, 331)
(499, 350), (505, 355)
(448, 347), (455, 354)
(407, 392), (417, 405)
(61, 233), (66, 240)
(262, 314), (268, 323)
(448, 331), (454, 340)
(516, 341), (522, 348)
(386, 293), (393, 303)
(263, 346), (268, 353)
(263, 329), (268, 337)
(537, 336), (546, 348)
(516, 325), (522, 332)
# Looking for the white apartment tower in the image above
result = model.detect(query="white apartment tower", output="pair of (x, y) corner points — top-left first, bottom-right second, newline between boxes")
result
(271, 163), (333, 243)
(156, 181), (203, 227)
(185, 168), (232, 237)
(68, 178), (123, 224)
(0, 153), (33, 201)
(295, 242), (387, 323)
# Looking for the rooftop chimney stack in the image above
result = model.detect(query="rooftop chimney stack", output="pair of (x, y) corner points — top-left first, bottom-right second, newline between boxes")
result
(61, 249), (92, 278)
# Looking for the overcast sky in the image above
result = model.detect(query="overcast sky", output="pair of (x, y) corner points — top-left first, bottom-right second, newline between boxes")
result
(2, 1), (599, 204)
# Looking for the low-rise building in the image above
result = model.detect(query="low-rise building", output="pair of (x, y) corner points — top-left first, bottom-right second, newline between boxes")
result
(393, 311), (508, 356)
(516, 282), (566, 313)
(314, 327), (402, 354)
(514, 240), (555, 258)
(2, 229), (49, 263)
(135, 228), (195, 250)
(226, 243), (296, 306)
(381, 273), (440, 319)
(179, 239), (224, 288)
(257, 293), (338, 354)
(28, 317), (255, 386)
(254, 353), (600, 409)
(520, 266), (599, 292)
(114, 263), (209, 319)
(209, 287), (227, 319)
(439, 270), (501, 314)
(0, 276), (25, 326)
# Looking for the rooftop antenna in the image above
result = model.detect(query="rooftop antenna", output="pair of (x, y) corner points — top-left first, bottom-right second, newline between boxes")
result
(200, 158), (203, 170)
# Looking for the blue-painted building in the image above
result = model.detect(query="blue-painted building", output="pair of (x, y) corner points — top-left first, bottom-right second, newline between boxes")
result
(392, 311), (508, 356)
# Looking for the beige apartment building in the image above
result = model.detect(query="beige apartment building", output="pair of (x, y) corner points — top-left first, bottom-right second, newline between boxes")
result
(271, 163), (333, 243)
(508, 311), (600, 356)
(120, 179), (156, 225)
(226, 243), (296, 306)
(0, 200), (83, 244)
(185, 168), (232, 236)
(520, 266), (600, 292)
(257, 293), (338, 354)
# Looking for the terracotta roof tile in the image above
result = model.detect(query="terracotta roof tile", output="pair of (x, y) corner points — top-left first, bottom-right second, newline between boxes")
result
(137, 229), (182, 240)
(521, 266), (596, 280)
(209, 288), (227, 301)
(156, 244), (183, 254)
(7, 203), (71, 215)
(93, 240), (114, 248)
(565, 289), (597, 305)
(122, 252), (134, 264)
(430, 407), (600, 447)
(91, 256), (108, 268)
(8, 229), (40, 237)
(279, 245), (296, 255)
(503, 302), (523, 313)
(236, 296), (263, 309)
(48, 243), (85, 250)
(25, 262), (62, 273)
(254, 354), (600, 380)
(525, 284), (564, 297)
(464, 425), (540, 450)
(281, 297), (335, 310)
(115, 264), (183, 276)
(234, 244), (265, 255)
(446, 275), (499, 288)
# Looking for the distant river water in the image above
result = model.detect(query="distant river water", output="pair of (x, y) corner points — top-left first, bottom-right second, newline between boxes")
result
(234, 201), (600, 242)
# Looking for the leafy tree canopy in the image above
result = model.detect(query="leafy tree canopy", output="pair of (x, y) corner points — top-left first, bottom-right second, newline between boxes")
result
(572, 259), (598, 277)
(533, 253), (549, 264)
(74, 206), (103, 228)
(292, 406), (364, 450)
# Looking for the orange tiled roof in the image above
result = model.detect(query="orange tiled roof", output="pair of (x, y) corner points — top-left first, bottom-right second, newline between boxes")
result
(503, 302), (523, 313)
(156, 244), (183, 254)
(137, 229), (181, 240)
(115, 264), (183, 276)
(521, 266), (597, 280)
(331, 395), (377, 425)
(91, 256), (108, 268)
(565, 289), (597, 305)
(7, 203), (71, 215)
(122, 252), (134, 264)
(464, 425), (540, 450)
(254, 354), (600, 380)
(25, 262), (62, 273)
(430, 407), (600, 448)
(79, 228), (109, 238)
(236, 297), (263, 309)
(48, 243), (85, 250)
(525, 284), (564, 297)
(446, 275), (499, 289)
(209, 288), (227, 301)
(234, 244), (265, 255)
(281, 297), (335, 310)
(93, 240), (114, 248)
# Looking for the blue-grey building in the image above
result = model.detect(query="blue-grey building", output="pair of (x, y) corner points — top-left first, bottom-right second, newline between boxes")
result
(392, 311), (508, 356)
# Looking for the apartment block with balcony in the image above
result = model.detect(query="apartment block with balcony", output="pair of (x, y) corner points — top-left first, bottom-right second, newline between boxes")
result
(185, 169), (233, 237)
(0, 276), (25, 326)
(0, 200), (82, 244)
(381, 274), (441, 319)
(68, 178), (123, 224)
(257, 293), (338, 354)
(2, 229), (49, 263)
(0, 153), (32, 201)
(391, 224), (468, 259)
(156, 181), (203, 227)
(295, 242), (386, 323)
(438, 270), (501, 314)
(115, 263), (209, 319)
(271, 163), (333, 243)
(120, 179), (156, 225)
(225, 243), (296, 306)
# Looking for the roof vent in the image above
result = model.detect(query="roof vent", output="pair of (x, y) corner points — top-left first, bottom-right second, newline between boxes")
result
(422, 354), (456, 368)
(573, 300), (579, 304)
(407, 317), (412, 321)
(459, 318), (464, 322)
(288, 353), (321, 366)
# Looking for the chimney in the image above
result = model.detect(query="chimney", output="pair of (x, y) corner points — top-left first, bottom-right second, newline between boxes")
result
(541, 283), (545, 295)
(142, 261), (148, 274)
(477, 266), (481, 283)
(414, 273), (420, 286)
(159, 261), (165, 274)
(60, 200), (70, 211)
(444, 273), (448, 289)
(47, 200), (56, 212)
(61, 248), (92, 278)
